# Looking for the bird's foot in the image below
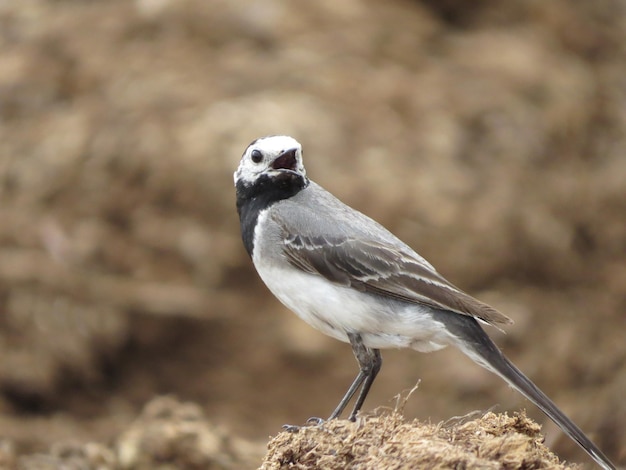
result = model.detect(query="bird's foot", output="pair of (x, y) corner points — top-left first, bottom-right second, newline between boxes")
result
(282, 424), (301, 433)
(306, 416), (325, 426)
(282, 417), (325, 433)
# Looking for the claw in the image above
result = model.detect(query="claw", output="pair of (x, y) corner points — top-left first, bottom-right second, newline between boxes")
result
(305, 416), (324, 426)
(282, 424), (301, 433)
(282, 416), (326, 433)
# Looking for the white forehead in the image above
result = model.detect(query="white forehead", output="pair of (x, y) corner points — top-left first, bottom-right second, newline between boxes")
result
(248, 135), (301, 155)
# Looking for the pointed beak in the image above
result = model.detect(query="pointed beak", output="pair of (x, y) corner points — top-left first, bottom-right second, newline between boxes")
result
(271, 148), (298, 171)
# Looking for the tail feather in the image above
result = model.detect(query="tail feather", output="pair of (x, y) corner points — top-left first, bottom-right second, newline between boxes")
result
(439, 311), (616, 470)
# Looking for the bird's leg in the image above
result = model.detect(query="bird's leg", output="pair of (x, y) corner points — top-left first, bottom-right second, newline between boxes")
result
(347, 335), (381, 421)
(284, 333), (381, 431)
(348, 348), (383, 421)
(328, 332), (382, 421)
(327, 369), (367, 420)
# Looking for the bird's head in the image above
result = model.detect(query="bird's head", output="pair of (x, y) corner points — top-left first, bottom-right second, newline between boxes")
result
(234, 135), (307, 189)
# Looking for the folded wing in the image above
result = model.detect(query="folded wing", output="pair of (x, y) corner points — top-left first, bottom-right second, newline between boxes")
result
(282, 231), (512, 328)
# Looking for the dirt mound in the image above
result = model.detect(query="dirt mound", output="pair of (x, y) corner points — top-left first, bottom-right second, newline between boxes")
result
(262, 411), (568, 470)
(8, 396), (264, 470)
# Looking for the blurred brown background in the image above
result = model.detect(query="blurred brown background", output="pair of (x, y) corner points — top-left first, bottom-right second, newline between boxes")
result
(0, 0), (625, 467)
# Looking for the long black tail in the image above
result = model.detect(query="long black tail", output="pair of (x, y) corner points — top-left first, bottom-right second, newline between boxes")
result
(441, 312), (616, 470)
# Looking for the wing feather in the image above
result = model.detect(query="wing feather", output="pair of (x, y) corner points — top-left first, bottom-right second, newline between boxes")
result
(282, 231), (512, 328)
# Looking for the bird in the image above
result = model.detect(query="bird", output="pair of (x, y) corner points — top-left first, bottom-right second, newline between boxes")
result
(234, 135), (616, 470)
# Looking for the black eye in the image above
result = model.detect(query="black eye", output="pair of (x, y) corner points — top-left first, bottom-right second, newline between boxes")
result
(251, 149), (263, 163)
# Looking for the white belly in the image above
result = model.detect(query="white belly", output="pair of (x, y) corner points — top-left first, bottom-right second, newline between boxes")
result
(253, 260), (455, 352)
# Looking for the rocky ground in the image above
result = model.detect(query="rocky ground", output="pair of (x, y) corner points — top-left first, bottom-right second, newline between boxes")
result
(0, 0), (625, 468)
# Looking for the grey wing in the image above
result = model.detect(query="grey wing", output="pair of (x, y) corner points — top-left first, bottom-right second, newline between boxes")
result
(282, 230), (512, 328)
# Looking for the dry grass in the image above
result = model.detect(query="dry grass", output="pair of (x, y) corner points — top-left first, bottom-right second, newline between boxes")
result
(263, 410), (570, 470)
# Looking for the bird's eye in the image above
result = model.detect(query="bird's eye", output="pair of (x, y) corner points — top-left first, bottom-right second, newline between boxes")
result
(251, 149), (263, 163)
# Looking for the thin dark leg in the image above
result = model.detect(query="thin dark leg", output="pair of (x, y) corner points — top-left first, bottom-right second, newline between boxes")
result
(328, 369), (367, 419)
(328, 332), (382, 421)
(348, 347), (381, 421)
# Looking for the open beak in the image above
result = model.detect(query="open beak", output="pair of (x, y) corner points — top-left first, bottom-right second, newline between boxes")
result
(271, 148), (298, 171)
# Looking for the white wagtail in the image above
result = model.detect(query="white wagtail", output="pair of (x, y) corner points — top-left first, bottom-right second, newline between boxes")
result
(234, 135), (615, 470)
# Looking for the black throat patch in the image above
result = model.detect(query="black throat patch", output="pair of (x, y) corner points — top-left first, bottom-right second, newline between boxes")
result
(236, 172), (308, 257)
